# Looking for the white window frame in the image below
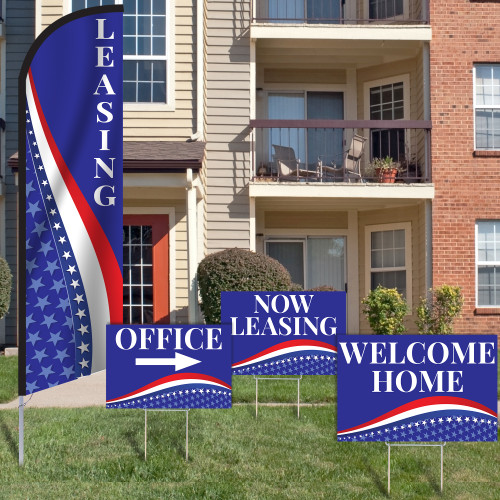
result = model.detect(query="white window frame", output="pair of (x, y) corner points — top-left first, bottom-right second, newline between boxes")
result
(475, 220), (500, 308)
(363, 74), (410, 163)
(473, 64), (500, 151)
(65, 0), (175, 111)
(364, 222), (412, 308)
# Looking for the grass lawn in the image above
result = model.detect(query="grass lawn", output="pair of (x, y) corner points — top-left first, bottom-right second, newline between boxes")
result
(0, 355), (18, 403)
(0, 360), (498, 498)
(0, 405), (498, 499)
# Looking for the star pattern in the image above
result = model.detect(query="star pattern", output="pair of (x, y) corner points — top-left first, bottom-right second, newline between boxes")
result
(337, 412), (498, 442)
(106, 384), (232, 409)
(25, 103), (93, 394)
(232, 352), (337, 376)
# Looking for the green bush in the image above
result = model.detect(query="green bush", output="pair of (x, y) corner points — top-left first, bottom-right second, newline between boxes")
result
(416, 284), (463, 334)
(362, 285), (408, 335)
(197, 248), (293, 323)
(0, 257), (12, 320)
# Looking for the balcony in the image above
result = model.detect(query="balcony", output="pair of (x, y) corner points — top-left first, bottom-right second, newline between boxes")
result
(253, 0), (429, 24)
(251, 0), (431, 42)
(250, 119), (432, 186)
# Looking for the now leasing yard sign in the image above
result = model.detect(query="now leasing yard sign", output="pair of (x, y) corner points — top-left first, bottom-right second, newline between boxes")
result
(337, 335), (498, 442)
(222, 292), (346, 375)
(106, 325), (232, 409)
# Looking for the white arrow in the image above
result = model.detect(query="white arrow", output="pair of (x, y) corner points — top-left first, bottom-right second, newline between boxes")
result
(135, 352), (201, 372)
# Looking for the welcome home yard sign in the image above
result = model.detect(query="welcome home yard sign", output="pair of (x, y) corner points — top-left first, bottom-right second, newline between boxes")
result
(337, 335), (498, 442)
(222, 291), (346, 375)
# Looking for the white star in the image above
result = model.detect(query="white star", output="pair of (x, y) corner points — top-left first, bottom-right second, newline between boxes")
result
(38, 165), (44, 171)
(42, 180), (48, 186)
(62, 251), (71, 260)
(481, 419), (485, 423)
(473, 417), (478, 423)
(53, 223), (61, 230)
(75, 309), (86, 319)
(46, 194), (52, 201)
(70, 279), (80, 289)
(79, 358), (89, 369)
(58, 236), (66, 244)
(67, 265), (76, 275)
(33, 142), (37, 146)
(465, 417), (470, 422)
(29, 130), (33, 135)
(27, 119), (30, 123)
(77, 324), (89, 334)
(77, 342), (89, 354)
(50, 209), (57, 216)
(438, 418), (443, 423)
(422, 420), (427, 425)
(430, 419), (435, 424)
(456, 417), (462, 422)
(415, 422), (420, 427)
(446, 417), (452, 423)
(74, 294), (84, 304)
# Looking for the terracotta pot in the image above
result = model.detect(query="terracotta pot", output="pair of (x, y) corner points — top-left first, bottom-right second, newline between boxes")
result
(375, 167), (398, 183)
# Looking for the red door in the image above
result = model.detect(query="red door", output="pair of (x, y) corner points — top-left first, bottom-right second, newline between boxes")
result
(123, 215), (169, 324)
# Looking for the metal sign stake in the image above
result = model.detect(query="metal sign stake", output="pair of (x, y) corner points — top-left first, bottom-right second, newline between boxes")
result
(386, 442), (446, 495)
(253, 375), (302, 419)
(145, 408), (190, 462)
(19, 397), (24, 466)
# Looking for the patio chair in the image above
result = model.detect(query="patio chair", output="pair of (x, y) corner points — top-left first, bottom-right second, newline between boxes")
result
(321, 134), (367, 182)
(272, 144), (317, 181)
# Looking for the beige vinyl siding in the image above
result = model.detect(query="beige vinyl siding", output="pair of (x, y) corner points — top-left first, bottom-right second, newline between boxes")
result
(204, 0), (251, 252)
(358, 203), (426, 334)
(265, 211), (348, 230)
(40, 1), (63, 32)
(124, 198), (189, 324)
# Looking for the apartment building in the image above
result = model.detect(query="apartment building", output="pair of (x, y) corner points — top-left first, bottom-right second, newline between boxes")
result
(430, 1), (500, 333)
(22, 1), (500, 337)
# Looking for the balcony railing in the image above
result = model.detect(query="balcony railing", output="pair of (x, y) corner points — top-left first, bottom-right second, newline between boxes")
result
(253, 0), (429, 24)
(249, 119), (432, 183)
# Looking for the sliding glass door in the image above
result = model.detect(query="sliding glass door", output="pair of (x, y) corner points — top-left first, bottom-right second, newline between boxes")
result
(266, 236), (346, 291)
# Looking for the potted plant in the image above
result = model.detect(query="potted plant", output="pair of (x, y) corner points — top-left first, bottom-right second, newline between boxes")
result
(362, 285), (408, 335)
(367, 156), (400, 183)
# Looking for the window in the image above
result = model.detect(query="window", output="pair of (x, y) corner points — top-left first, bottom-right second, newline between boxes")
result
(265, 237), (346, 291)
(476, 221), (500, 307)
(369, 81), (405, 160)
(123, 215), (170, 323)
(72, 0), (171, 105)
(268, 91), (344, 168)
(474, 64), (500, 150)
(369, 0), (404, 20)
(365, 223), (412, 306)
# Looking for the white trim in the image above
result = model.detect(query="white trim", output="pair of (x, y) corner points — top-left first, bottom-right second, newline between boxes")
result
(364, 221), (412, 308)
(347, 210), (359, 333)
(123, 206), (176, 323)
(35, 0), (42, 37)
(475, 220), (500, 308)
(67, 0), (175, 109)
(363, 73), (411, 121)
(473, 64), (500, 151)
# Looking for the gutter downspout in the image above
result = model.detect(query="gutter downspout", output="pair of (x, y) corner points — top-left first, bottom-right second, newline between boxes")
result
(423, 41), (432, 294)
(186, 168), (198, 323)
(190, 0), (204, 142)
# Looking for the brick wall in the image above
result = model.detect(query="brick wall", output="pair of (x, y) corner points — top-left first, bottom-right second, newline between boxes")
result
(430, 0), (500, 333)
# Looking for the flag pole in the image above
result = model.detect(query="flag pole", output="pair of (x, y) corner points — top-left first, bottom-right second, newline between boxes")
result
(19, 397), (24, 466)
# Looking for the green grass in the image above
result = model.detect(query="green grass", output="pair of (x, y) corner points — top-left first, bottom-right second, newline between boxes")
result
(0, 406), (498, 499)
(0, 355), (18, 403)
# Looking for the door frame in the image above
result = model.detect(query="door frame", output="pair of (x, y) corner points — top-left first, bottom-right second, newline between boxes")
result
(124, 207), (176, 323)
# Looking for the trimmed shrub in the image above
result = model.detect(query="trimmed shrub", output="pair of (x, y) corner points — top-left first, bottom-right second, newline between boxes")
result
(0, 257), (12, 320)
(362, 285), (408, 335)
(197, 248), (292, 323)
(308, 286), (336, 291)
(416, 284), (464, 334)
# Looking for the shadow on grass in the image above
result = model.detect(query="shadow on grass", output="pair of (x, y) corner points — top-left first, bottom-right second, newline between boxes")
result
(361, 455), (388, 497)
(124, 429), (143, 459)
(0, 412), (18, 460)
(421, 459), (442, 495)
